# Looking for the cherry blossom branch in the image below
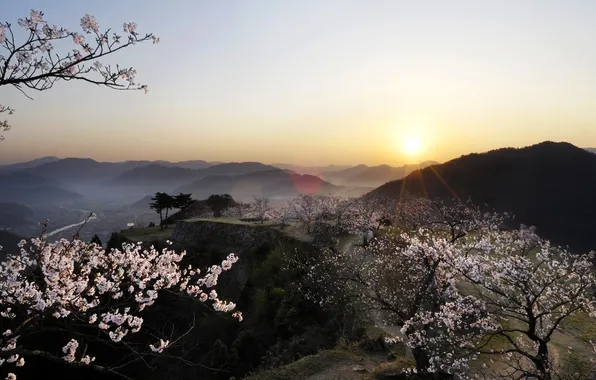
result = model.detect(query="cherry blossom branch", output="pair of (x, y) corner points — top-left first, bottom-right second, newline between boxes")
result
(0, 237), (242, 380)
(0, 9), (159, 138)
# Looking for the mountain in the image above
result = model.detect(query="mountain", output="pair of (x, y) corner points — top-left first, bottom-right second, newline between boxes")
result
(271, 163), (355, 175)
(161, 160), (214, 170)
(0, 185), (83, 205)
(0, 171), (54, 187)
(368, 141), (596, 253)
(112, 164), (198, 185)
(0, 156), (60, 172)
(585, 148), (596, 154)
(0, 202), (35, 227)
(194, 162), (278, 177)
(23, 158), (153, 183)
(0, 231), (23, 256)
(323, 161), (439, 187)
(178, 168), (340, 201)
(0, 172), (82, 205)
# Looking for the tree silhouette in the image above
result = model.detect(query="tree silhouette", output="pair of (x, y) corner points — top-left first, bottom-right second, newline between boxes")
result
(149, 192), (175, 229)
(89, 234), (102, 247)
(173, 193), (193, 210)
(206, 194), (235, 217)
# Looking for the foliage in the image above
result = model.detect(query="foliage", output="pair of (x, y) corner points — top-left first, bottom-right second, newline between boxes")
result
(173, 193), (193, 210)
(206, 194), (236, 217)
(89, 234), (102, 246)
(149, 192), (194, 229)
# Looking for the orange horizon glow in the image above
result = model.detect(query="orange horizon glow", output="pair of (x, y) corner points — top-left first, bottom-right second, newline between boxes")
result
(0, 2), (595, 166)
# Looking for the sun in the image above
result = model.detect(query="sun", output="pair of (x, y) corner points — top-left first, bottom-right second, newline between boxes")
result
(402, 136), (422, 155)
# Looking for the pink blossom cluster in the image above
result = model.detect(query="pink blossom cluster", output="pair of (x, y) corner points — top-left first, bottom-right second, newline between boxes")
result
(0, 238), (241, 378)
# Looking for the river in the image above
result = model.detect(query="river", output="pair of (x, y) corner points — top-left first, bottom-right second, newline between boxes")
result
(42, 212), (98, 238)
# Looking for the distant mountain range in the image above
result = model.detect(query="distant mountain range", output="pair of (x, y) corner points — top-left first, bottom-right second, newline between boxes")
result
(176, 168), (341, 201)
(270, 163), (354, 174)
(0, 157), (364, 207)
(3, 147), (596, 228)
(369, 141), (596, 253)
(112, 164), (198, 186)
(0, 171), (83, 205)
(321, 161), (440, 187)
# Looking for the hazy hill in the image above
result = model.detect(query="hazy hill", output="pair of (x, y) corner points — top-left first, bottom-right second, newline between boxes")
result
(159, 160), (214, 170)
(0, 171), (54, 187)
(112, 164), (197, 185)
(0, 202), (35, 227)
(23, 158), (154, 183)
(0, 156), (60, 172)
(178, 168), (340, 201)
(194, 162), (278, 177)
(271, 163), (354, 175)
(0, 231), (23, 256)
(323, 161), (439, 187)
(0, 172), (83, 205)
(111, 162), (280, 200)
(368, 141), (596, 252)
(585, 148), (596, 154)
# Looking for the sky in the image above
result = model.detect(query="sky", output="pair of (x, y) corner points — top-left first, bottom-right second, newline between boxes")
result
(0, 0), (596, 166)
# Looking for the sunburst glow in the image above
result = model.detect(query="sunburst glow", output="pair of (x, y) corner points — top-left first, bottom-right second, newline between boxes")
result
(402, 136), (422, 155)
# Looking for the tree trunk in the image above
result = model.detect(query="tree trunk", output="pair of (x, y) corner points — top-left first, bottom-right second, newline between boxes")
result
(164, 207), (170, 229)
(158, 210), (164, 230)
(411, 347), (431, 373)
(535, 342), (551, 380)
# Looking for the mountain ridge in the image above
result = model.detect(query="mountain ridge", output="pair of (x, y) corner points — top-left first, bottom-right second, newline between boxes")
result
(368, 141), (596, 252)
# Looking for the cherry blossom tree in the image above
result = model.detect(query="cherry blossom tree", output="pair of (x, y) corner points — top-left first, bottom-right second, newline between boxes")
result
(221, 203), (251, 218)
(460, 226), (596, 380)
(344, 196), (392, 246)
(392, 195), (508, 242)
(325, 196), (355, 230)
(302, 197), (518, 375)
(291, 194), (323, 234)
(271, 201), (294, 227)
(250, 196), (272, 224)
(0, 237), (242, 379)
(0, 9), (158, 139)
(305, 227), (497, 375)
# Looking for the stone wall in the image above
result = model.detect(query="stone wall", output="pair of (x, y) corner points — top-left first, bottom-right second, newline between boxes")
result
(171, 220), (315, 258)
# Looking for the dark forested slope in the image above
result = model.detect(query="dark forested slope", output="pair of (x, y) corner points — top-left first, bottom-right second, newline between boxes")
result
(369, 141), (596, 252)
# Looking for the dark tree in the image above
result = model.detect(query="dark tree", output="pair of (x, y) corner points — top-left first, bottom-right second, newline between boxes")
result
(206, 194), (236, 217)
(149, 192), (175, 229)
(89, 234), (102, 246)
(173, 193), (194, 210)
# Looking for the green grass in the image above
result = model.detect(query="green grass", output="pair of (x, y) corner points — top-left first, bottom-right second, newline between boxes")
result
(272, 224), (312, 243)
(183, 217), (278, 226)
(243, 349), (366, 380)
(119, 226), (174, 242)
